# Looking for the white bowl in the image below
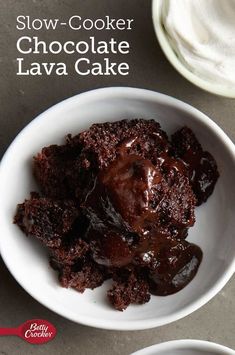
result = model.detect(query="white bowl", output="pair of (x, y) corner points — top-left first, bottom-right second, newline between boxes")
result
(0, 87), (235, 330)
(132, 340), (235, 355)
(152, 0), (235, 98)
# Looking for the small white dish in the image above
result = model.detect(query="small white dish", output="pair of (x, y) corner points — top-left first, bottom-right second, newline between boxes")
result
(132, 340), (235, 355)
(152, 0), (235, 98)
(0, 87), (235, 330)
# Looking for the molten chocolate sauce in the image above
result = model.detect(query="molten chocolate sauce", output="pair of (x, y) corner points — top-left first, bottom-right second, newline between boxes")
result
(181, 149), (219, 205)
(83, 138), (203, 295)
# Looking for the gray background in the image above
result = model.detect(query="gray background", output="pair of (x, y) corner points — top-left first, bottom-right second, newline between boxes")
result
(0, 0), (234, 354)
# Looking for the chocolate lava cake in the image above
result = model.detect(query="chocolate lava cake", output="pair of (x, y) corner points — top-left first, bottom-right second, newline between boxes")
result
(14, 119), (219, 311)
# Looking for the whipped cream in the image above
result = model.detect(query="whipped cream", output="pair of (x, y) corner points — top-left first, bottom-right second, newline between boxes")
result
(161, 0), (235, 88)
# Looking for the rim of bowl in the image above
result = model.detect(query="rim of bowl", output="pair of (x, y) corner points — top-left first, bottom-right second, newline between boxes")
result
(152, 0), (235, 99)
(0, 87), (235, 330)
(131, 339), (235, 354)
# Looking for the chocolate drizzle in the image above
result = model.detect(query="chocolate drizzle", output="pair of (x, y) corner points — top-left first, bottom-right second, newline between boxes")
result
(83, 129), (209, 295)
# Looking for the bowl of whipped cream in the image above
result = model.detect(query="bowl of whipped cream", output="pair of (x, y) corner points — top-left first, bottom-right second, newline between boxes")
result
(152, 0), (235, 98)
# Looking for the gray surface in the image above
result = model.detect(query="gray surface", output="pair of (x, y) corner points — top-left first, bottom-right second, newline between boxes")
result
(0, 0), (234, 354)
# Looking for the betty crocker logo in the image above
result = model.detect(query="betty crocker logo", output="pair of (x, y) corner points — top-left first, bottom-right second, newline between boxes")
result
(0, 319), (56, 344)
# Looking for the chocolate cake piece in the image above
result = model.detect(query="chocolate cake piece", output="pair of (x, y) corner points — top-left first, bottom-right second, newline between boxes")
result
(49, 212), (90, 267)
(67, 119), (169, 171)
(58, 256), (109, 293)
(191, 151), (219, 205)
(157, 172), (196, 229)
(33, 120), (169, 202)
(50, 238), (89, 267)
(33, 144), (81, 199)
(171, 126), (202, 157)
(14, 195), (79, 248)
(107, 268), (150, 311)
(171, 126), (219, 205)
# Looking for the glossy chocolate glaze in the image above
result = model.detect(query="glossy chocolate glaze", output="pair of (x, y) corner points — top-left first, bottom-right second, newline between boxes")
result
(181, 150), (219, 205)
(83, 134), (204, 295)
(147, 237), (202, 295)
(171, 127), (219, 205)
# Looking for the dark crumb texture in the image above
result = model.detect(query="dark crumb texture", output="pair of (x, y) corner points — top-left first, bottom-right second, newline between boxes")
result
(57, 256), (109, 293)
(171, 127), (219, 205)
(14, 119), (219, 310)
(14, 193), (79, 248)
(107, 268), (150, 311)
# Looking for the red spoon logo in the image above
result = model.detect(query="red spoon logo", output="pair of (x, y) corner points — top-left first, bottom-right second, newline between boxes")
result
(0, 319), (56, 344)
